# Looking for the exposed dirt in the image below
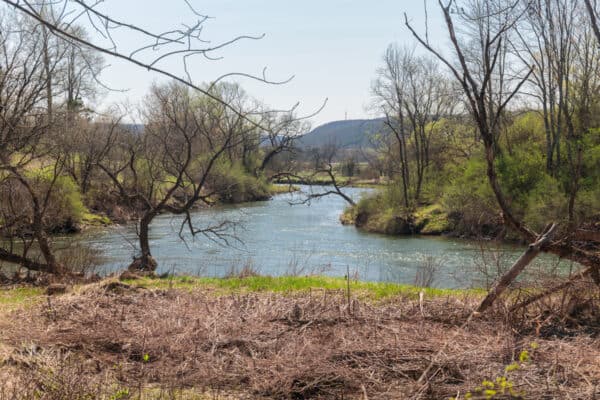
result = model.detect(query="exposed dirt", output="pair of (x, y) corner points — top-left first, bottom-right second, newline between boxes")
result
(0, 283), (599, 399)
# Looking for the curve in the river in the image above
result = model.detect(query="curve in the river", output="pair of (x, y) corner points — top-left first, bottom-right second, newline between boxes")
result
(70, 186), (565, 288)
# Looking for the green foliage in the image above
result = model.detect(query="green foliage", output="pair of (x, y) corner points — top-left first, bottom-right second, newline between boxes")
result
(109, 388), (130, 400)
(496, 149), (548, 210)
(125, 274), (484, 300)
(505, 112), (546, 154)
(355, 107), (600, 238)
(25, 169), (88, 229)
(352, 188), (415, 234)
(455, 344), (539, 400)
(440, 158), (500, 236)
(209, 162), (271, 203)
(52, 175), (87, 223)
(522, 174), (567, 231)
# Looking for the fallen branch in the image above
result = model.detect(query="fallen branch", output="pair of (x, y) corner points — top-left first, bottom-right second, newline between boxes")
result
(574, 229), (600, 243)
(509, 267), (593, 312)
(477, 223), (558, 313)
(0, 248), (50, 273)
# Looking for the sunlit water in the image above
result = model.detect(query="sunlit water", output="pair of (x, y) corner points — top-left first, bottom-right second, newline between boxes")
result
(47, 185), (568, 289)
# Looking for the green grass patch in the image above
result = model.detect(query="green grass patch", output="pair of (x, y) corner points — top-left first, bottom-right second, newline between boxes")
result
(125, 275), (483, 300)
(0, 286), (44, 312)
(0, 276), (483, 317)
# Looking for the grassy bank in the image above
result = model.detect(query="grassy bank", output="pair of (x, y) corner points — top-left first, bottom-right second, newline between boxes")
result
(124, 275), (483, 299)
(0, 275), (481, 313)
(267, 184), (299, 195)
(0, 286), (44, 312)
(273, 171), (384, 188)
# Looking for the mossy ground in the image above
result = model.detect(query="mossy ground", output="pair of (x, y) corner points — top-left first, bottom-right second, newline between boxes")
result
(81, 211), (112, 226)
(267, 184), (299, 195)
(414, 204), (452, 234)
(342, 202), (452, 235)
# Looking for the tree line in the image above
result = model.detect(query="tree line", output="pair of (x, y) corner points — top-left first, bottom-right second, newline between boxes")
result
(0, 3), (307, 275)
(346, 0), (599, 301)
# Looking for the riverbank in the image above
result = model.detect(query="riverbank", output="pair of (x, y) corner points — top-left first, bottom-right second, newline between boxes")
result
(340, 203), (454, 237)
(0, 275), (597, 399)
(339, 195), (525, 243)
(71, 183), (297, 231)
(273, 174), (383, 188)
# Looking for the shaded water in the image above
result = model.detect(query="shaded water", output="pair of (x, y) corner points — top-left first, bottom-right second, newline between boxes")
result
(58, 186), (566, 288)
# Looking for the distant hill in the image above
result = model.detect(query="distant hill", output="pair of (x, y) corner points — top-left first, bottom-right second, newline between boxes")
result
(299, 118), (384, 149)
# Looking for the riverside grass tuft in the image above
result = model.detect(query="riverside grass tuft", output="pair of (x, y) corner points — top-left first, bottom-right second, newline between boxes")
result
(0, 286), (44, 311)
(122, 274), (484, 300)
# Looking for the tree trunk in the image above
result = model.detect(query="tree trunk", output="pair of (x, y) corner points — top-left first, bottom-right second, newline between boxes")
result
(0, 248), (51, 272)
(35, 228), (62, 274)
(129, 211), (158, 271)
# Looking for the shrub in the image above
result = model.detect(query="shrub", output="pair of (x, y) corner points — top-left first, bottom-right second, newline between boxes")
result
(441, 158), (500, 237)
(209, 162), (271, 203)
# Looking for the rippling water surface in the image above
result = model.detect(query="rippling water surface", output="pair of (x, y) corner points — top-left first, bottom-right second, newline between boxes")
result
(66, 186), (565, 288)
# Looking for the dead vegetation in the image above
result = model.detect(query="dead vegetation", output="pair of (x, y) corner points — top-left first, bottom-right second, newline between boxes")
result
(0, 281), (599, 399)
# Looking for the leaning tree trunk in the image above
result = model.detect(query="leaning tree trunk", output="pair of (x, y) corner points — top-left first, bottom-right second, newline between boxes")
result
(0, 248), (51, 273)
(35, 226), (63, 274)
(477, 223), (557, 312)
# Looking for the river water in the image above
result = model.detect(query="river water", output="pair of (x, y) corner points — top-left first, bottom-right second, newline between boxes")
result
(59, 186), (566, 288)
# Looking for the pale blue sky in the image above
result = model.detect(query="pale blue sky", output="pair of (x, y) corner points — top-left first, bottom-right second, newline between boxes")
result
(92, 1), (446, 127)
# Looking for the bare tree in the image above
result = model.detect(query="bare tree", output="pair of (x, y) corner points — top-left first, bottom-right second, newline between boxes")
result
(0, 0), (296, 132)
(0, 10), (69, 274)
(372, 45), (457, 207)
(294, 143), (357, 206)
(584, 0), (600, 42)
(0, 0), (317, 276)
(60, 114), (121, 194)
(98, 82), (251, 271)
(255, 111), (309, 178)
(405, 0), (599, 306)
(517, 0), (577, 174)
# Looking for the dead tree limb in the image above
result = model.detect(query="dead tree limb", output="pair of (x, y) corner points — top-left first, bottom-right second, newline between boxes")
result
(0, 248), (50, 272)
(477, 223), (558, 313)
(509, 266), (593, 312)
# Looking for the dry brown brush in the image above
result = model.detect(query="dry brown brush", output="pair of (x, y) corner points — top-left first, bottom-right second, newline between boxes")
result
(0, 283), (598, 399)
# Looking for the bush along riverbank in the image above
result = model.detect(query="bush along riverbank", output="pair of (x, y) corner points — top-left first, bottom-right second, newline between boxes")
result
(0, 273), (598, 399)
(337, 176), (587, 241)
(3, 167), (293, 237)
(341, 201), (453, 237)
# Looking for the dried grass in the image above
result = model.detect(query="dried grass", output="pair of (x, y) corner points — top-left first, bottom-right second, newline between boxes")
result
(0, 282), (598, 399)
